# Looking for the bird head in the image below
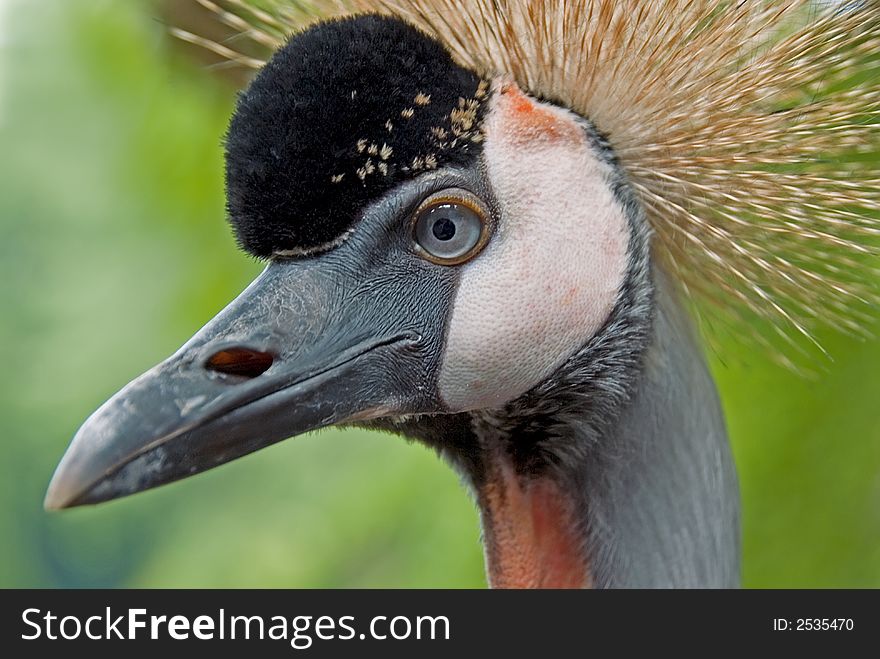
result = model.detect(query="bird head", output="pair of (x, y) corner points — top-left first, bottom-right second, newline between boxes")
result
(45, 15), (652, 585)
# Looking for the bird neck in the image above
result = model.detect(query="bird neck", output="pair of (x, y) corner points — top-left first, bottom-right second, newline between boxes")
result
(575, 267), (740, 587)
(473, 267), (740, 588)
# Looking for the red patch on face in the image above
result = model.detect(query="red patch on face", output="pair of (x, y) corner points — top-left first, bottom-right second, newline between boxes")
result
(478, 459), (590, 589)
(497, 83), (583, 145)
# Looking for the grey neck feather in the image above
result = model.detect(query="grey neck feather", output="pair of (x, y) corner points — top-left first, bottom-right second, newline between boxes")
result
(577, 267), (740, 587)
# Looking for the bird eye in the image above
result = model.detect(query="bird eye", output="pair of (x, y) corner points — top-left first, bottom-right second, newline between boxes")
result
(412, 190), (491, 265)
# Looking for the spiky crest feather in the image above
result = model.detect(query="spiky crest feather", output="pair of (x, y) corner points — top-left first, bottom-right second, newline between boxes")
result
(174, 0), (880, 365)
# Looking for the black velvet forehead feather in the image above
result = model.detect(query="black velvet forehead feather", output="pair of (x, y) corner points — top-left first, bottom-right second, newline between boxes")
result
(224, 14), (489, 258)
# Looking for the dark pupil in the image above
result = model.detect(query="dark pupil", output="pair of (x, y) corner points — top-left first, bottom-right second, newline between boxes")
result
(432, 217), (456, 241)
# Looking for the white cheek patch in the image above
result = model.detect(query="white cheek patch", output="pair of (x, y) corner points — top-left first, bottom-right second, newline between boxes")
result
(438, 81), (630, 411)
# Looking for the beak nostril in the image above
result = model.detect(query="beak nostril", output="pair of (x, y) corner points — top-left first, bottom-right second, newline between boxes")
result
(205, 347), (274, 379)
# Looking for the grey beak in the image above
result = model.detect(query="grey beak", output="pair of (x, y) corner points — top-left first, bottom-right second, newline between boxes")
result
(45, 257), (442, 509)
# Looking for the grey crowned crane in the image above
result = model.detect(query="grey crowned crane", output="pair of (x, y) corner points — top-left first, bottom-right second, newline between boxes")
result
(45, 0), (880, 588)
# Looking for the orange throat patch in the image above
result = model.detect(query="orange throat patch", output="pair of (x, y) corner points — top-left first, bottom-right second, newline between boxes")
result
(477, 460), (591, 589)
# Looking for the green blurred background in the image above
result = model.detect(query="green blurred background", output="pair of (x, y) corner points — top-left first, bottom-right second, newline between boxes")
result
(0, 0), (877, 588)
